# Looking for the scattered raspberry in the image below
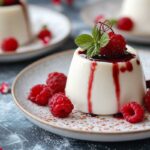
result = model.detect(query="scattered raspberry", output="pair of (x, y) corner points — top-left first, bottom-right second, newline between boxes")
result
(144, 90), (150, 112)
(38, 26), (52, 45)
(100, 32), (126, 57)
(0, 147), (3, 150)
(66, 0), (74, 5)
(94, 15), (105, 24)
(0, 82), (10, 94)
(49, 93), (74, 118)
(28, 84), (53, 106)
(46, 72), (67, 94)
(1, 37), (19, 52)
(121, 102), (144, 123)
(117, 17), (134, 31)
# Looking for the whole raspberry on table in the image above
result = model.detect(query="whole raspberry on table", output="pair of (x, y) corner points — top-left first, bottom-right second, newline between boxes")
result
(144, 90), (150, 112)
(121, 102), (144, 124)
(46, 72), (67, 94)
(100, 32), (126, 57)
(0, 82), (10, 94)
(117, 17), (134, 31)
(49, 93), (74, 118)
(1, 37), (19, 52)
(38, 26), (52, 44)
(28, 84), (53, 106)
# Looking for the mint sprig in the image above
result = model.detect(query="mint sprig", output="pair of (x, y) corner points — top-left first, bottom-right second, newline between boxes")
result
(75, 25), (110, 58)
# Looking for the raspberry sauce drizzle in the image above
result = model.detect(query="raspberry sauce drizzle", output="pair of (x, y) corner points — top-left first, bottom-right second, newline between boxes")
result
(113, 63), (120, 112)
(87, 62), (97, 113)
(120, 61), (133, 73)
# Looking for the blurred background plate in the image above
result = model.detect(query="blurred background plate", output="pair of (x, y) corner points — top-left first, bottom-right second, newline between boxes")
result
(81, 0), (150, 44)
(0, 5), (71, 62)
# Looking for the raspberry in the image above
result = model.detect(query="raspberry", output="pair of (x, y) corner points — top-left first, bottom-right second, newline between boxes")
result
(38, 26), (52, 44)
(28, 84), (53, 106)
(117, 17), (134, 31)
(46, 72), (67, 94)
(0, 82), (10, 94)
(144, 90), (150, 112)
(121, 102), (144, 123)
(94, 15), (105, 24)
(49, 93), (74, 118)
(1, 37), (19, 52)
(100, 32), (126, 57)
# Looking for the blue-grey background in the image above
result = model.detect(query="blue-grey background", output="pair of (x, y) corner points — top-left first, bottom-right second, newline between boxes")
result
(0, 0), (150, 149)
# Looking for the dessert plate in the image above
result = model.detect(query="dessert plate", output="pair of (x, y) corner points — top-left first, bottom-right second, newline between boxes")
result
(12, 50), (150, 142)
(81, 0), (150, 44)
(0, 5), (71, 62)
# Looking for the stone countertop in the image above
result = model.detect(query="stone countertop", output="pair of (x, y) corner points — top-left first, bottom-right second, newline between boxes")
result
(0, 0), (150, 149)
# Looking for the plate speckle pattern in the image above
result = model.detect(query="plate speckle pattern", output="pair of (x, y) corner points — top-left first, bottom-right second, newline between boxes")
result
(13, 49), (150, 136)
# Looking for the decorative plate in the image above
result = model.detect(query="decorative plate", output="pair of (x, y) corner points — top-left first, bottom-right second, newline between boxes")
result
(12, 50), (150, 142)
(0, 5), (71, 62)
(81, 0), (150, 44)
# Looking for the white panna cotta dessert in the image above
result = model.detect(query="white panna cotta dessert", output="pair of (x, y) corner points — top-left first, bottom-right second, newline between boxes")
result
(0, 0), (33, 45)
(66, 22), (146, 115)
(120, 0), (150, 35)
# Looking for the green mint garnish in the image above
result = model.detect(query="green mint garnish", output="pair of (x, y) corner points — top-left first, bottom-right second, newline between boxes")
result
(75, 25), (110, 58)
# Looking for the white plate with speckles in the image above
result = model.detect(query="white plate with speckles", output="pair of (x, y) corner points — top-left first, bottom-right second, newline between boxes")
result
(0, 5), (71, 62)
(81, 0), (150, 44)
(12, 50), (150, 142)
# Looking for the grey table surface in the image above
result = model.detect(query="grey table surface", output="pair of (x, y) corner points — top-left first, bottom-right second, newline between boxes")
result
(0, 0), (150, 150)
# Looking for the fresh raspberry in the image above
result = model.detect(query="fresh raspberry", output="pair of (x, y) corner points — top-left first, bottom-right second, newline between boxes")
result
(94, 15), (105, 24)
(0, 82), (10, 94)
(38, 26), (52, 44)
(100, 32), (126, 57)
(49, 93), (74, 118)
(28, 84), (53, 106)
(52, 0), (61, 5)
(117, 17), (134, 31)
(144, 90), (150, 112)
(121, 102), (144, 123)
(1, 37), (19, 52)
(46, 72), (67, 94)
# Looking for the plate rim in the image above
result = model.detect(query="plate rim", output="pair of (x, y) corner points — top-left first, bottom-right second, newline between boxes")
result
(0, 5), (71, 57)
(12, 50), (150, 135)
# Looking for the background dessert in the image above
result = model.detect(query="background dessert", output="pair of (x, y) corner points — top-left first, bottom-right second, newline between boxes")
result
(120, 0), (150, 34)
(0, 0), (33, 45)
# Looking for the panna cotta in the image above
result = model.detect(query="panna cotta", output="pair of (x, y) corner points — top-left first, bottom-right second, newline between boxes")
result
(0, 0), (33, 45)
(66, 22), (146, 115)
(120, 0), (150, 34)
(66, 47), (146, 115)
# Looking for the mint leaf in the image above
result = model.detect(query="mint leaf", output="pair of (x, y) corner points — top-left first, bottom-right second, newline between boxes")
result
(87, 43), (100, 58)
(99, 33), (109, 48)
(92, 26), (101, 42)
(75, 34), (94, 50)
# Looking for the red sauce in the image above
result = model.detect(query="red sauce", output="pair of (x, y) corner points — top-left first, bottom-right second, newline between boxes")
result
(79, 51), (135, 63)
(120, 61), (133, 73)
(87, 62), (97, 113)
(113, 63), (120, 112)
